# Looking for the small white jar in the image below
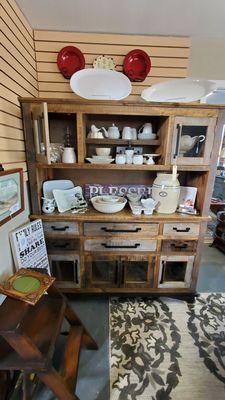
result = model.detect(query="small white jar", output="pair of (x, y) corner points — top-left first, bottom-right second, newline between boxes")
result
(62, 147), (76, 163)
(133, 154), (143, 165)
(116, 153), (126, 164)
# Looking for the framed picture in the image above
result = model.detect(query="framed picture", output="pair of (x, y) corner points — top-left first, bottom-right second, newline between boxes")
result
(0, 168), (24, 227)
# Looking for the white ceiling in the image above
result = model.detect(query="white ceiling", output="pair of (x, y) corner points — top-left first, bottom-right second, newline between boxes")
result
(16, 0), (225, 37)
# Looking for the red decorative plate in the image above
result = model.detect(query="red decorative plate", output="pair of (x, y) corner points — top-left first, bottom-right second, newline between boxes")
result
(57, 46), (85, 79)
(123, 49), (151, 82)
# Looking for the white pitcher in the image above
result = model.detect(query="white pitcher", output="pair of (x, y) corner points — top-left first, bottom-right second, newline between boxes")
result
(152, 173), (180, 214)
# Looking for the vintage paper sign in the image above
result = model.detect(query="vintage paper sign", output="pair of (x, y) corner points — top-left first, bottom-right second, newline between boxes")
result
(10, 219), (50, 273)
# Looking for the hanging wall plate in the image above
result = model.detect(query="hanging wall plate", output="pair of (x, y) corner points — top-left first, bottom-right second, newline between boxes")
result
(93, 55), (116, 70)
(123, 49), (151, 82)
(57, 46), (85, 79)
(70, 68), (132, 100)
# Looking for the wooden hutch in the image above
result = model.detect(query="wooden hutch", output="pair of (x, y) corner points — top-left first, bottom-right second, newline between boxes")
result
(20, 98), (225, 297)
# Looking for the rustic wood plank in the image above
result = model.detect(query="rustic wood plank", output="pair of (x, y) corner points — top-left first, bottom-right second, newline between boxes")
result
(0, 72), (37, 98)
(61, 326), (83, 393)
(0, 98), (21, 117)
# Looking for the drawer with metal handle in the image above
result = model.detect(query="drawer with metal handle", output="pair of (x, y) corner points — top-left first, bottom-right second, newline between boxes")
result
(42, 221), (79, 236)
(163, 223), (200, 237)
(84, 238), (157, 252)
(46, 238), (79, 251)
(162, 240), (197, 253)
(84, 222), (159, 236)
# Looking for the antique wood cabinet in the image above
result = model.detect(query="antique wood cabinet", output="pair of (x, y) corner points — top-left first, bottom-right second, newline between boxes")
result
(20, 98), (225, 296)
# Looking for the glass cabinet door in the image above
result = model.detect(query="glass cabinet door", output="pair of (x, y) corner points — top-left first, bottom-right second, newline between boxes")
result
(158, 255), (194, 288)
(85, 255), (119, 287)
(171, 117), (216, 165)
(121, 255), (155, 288)
(32, 102), (51, 164)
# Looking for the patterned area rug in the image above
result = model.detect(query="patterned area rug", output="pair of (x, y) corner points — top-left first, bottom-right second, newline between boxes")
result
(110, 294), (225, 400)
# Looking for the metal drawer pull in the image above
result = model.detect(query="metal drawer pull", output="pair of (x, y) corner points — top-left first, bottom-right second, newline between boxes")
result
(101, 227), (141, 233)
(51, 225), (69, 231)
(171, 243), (188, 249)
(101, 243), (141, 249)
(53, 242), (69, 248)
(173, 227), (190, 233)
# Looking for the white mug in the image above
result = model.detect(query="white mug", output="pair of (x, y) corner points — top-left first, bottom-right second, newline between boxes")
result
(138, 123), (153, 135)
(116, 153), (126, 164)
(133, 154), (143, 165)
(62, 147), (76, 163)
(122, 127), (133, 140)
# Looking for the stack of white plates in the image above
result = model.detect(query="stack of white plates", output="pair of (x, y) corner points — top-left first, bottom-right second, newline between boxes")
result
(138, 133), (157, 140)
(86, 156), (114, 164)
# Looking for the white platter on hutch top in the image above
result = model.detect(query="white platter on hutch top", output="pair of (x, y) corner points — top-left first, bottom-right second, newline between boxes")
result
(70, 68), (132, 100)
(141, 78), (216, 103)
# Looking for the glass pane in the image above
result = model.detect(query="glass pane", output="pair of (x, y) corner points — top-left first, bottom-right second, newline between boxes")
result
(163, 261), (187, 282)
(92, 260), (117, 284)
(179, 125), (207, 158)
(125, 261), (148, 282)
(51, 260), (78, 283)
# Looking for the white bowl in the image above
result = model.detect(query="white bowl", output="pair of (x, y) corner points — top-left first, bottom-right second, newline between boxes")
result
(91, 196), (127, 213)
(96, 148), (111, 156)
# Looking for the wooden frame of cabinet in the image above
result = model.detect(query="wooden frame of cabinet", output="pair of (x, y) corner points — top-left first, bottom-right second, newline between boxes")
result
(20, 98), (225, 297)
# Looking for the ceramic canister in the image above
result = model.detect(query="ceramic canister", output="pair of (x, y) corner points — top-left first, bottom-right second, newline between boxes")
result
(152, 173), (180, 214)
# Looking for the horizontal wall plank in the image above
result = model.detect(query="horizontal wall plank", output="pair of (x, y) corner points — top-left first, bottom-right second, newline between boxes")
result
(34, 30), (191, 48)
(0, 98), (21, 117)
(0, 36), (37, 80)
(38, 77), (175, 93)
(0, 150), (26, 163)
(3, 161), (27, 171)
(0, 20), (36, 69)
(35, 41), (190, 58)
(36, 54), (189, 67)
(5, 0), (33, 38)
(0, 72), (37, 98)
(0, 111), (23, 129)
(0, 125), (24, 140)
(1, 58), (38, 93)
(37, 68), (186, 85)
(0, 137), (25, 151)
(1, 5), (34, 55)
(1, 84), (21, 106)
(1, 45), (38, 87)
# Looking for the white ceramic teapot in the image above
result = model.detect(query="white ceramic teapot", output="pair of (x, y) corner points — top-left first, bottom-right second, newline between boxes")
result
(88, 124), (104, 139)
(179, 134), (205, 155)
(102, 123), (120, 139)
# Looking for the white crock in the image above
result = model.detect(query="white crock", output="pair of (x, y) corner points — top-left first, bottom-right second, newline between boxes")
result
(152, 173), (180, 214)
(62, 147), (76, 163)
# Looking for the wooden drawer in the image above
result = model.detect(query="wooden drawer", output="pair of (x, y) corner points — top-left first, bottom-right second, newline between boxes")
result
(84, 238), (157, 252)
(42, 221), (79, 236)
(162, 240), (197, 253)
(46, 238), (79, 252)
(163, 223), (200, 237)
(83, 222), (158, 236)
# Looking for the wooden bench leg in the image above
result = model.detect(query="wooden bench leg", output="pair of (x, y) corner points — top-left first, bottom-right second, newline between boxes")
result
(65, 305), (98, 350)
(38, 367), (79, 400)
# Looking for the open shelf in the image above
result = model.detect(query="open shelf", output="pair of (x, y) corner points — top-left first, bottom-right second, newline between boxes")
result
(36, 163), (210, 171)
(86, 138), (160, 146)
